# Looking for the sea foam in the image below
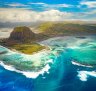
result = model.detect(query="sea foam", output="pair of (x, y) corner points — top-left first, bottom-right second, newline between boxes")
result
(77, 71), (96, 81)
(0, 45), (55, 79)
(0, 61), (51, 78)
(72, 61), (93, 68)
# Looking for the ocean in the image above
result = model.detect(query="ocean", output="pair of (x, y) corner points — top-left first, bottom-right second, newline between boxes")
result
(0, 36), (96, 91)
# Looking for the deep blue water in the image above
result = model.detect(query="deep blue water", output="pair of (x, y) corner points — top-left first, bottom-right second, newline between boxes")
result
(0, 60), (96, 91)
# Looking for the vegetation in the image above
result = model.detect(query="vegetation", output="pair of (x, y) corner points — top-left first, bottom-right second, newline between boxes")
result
(38, 22), (96, 36)
(12, 26), (31, 32)
(0, 22), (96, 55)
(0, 26), (46, 55)
(38, 22), (54, 32)
(10, 43), (45, 54)
(3, 60), (45, 71)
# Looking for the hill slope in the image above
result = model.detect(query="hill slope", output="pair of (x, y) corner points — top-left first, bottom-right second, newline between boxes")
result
(9, 26), (35, 43)
(38, 22), (96, 36)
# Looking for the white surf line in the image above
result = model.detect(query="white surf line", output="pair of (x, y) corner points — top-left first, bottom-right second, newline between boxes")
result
(0, 61), (51, 79)
(71, 61), (93, 68)
(0, 44), (56, 79)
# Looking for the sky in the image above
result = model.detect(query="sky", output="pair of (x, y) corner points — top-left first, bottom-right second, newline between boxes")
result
(0, 0), (96, 22)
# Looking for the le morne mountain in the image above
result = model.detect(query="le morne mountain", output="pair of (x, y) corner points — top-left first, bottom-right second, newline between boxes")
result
(0, 22), (96, 54)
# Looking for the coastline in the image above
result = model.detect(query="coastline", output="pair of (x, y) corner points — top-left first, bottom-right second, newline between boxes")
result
(0, 45), (53, 78)
(0, 61), (51, 78)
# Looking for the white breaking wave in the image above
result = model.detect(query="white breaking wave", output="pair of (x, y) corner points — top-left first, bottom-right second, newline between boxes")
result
(77, 71), (96, 81)
(72, 61), (93, 68)
(0, 45), (56, 79)
(0, 61), (51, 79)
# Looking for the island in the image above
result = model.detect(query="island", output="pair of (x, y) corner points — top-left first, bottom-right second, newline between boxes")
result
(0, 26), (46, 54)
(0, 22), (96, 77)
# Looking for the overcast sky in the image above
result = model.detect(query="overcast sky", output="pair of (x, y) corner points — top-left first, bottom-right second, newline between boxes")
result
(0, 0), (96, 22)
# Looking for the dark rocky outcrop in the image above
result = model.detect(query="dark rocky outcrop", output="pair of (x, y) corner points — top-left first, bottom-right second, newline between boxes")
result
(9, 26), (35, 43)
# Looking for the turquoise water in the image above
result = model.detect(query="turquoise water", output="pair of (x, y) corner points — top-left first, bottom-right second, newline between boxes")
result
(0, 36), (96, 91)
(71, 48), (96, 66)
(70, 37), (96, 66)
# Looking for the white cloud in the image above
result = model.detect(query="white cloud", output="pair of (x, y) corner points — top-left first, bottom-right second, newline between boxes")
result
(6, 3), (28, 7)
(29, 2), (46, 5)
(80, 1), (96, 8)
(0, 8), (73, 22)
(29, 2), (72, 8)
(84, 10), (96, 15)
(46, 4), (72, 8)
(57, 4), (72, 8)
(0, 8), (96, 23)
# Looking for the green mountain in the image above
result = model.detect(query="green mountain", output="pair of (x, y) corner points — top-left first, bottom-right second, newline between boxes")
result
(38, 22), (96, 36)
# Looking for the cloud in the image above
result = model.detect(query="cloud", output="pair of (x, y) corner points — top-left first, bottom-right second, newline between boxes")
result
(47, 4), (72, 8)
(0, 8), (96, 23)
(29, 2), (46, 5)
(84, 9), (96, 15)
(80, 1), (96, 8)
(2, 2), (73, 11)
(70, 9), (96, 21)
(5, 3), (28, 7)
(29, 2), (73, 8)
(0, 8), (73, 22)
(3, 2), (73, 10)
